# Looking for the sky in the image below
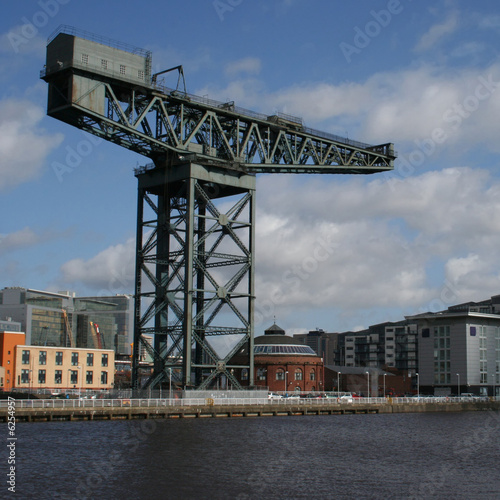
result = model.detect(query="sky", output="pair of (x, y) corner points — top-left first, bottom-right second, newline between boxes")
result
(2, 0), (500, 338)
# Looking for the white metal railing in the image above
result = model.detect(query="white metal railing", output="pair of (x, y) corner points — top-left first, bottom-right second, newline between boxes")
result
(0, 395), (496, 410)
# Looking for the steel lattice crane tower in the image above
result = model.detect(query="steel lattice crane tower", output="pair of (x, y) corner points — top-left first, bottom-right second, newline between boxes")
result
(41, 26), (396, 391)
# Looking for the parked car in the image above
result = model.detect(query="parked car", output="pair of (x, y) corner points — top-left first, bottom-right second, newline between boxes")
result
(268, 393), (282, 400)
(339, 394), (353, 403)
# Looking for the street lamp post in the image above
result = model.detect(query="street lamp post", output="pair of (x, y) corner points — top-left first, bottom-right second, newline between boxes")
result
(416, 372), (419, 399)
(169, 367), (172, 400)
(383, 373), (387, 398)
(365, 371), (370, 399)
(456, 373), (460, 397)
(285, 370), (288, 395)
(337, 371), (341, 396)
(77, 365), (82, 405)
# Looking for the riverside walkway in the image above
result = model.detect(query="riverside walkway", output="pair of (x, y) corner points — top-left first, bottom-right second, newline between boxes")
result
(1, 396), (499, 422)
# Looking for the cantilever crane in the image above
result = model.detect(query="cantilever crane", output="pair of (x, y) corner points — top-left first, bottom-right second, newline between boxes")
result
(41, 25), (396, 391)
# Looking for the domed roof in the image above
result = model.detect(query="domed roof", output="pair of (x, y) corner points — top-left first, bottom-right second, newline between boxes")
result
(254, 344), (317, 355)
(229, 323), (319, 362)
(254, 323), (317, 355)
(264, 323), (286, 336)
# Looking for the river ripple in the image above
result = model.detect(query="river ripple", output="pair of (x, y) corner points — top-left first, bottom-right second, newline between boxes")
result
(8, 411), (500, 499)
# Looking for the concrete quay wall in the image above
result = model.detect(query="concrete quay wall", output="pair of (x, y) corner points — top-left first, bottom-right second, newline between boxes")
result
(3, 400), (499, 423)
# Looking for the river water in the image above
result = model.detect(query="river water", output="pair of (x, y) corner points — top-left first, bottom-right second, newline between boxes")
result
(6, 411), (500, 499)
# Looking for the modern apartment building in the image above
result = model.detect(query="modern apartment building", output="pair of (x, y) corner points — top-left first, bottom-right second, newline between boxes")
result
(335, 321), (418, 374)
(408, 304), (500, 397)
(293, 329), (338, 365)
(331, 294), (500, 396)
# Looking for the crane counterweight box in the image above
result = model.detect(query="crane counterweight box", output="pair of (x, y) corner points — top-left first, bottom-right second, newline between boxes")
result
(41, 27), (152, 116)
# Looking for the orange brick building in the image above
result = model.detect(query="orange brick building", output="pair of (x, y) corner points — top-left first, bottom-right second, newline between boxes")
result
(0, 331), (26, 391)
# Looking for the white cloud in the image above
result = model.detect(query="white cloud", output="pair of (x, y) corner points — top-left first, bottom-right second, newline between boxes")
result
(415, 11), (459, 52)
(59, 238), (136, 295)
(444, 253), (500, 302)
(202, 61), (500, 155)
(0, 227), (38, 255)
(478, 14), (500, 30)
(445, 254), (482, 282)
(55, 165), (500, 329)
(362, 65), (500, 149)
(253, 166), (500, 327)
(451, 41), (485, 58)
(0, 99), (63, 190)
(0, 227), (67, 256)
(150, 45), (213, 79)
(196, 78), (266, 110)
(0, 26), (46, 56)
(225, 57), (261, 77)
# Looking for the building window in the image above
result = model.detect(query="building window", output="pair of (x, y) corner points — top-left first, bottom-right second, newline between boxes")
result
(55, 351), (63, 366)
(480, 326), (488, 384)
(276, 369), (285, 381)
(101, 371), (108, 385)
(81, 53), (88, 64)
(54, 370), (62, 384)
(310, 369), (316, 381)
(39, 351), (47, 365)
(21, 369), (29, 384)
(87, 353), (94, 366)
(86, 371), (93, 385)
(71, 352), (79, 366)
(294, 368), (303, 381)
(101, 59), (108, 70)
(22, 350), (30, 365)
(241, 368), (248, 381)
(38, 370), (46, 384)
(257, 368), (266, 381)
(433, 326), (451, 384)
(102, 354), (108, 367)
(138, 70), (144, 80)
(70, 370), (78, 385)
(120, 64), (126, 75)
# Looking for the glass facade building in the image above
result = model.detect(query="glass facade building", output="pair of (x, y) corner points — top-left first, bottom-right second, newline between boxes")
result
(0, 288), (133, 355)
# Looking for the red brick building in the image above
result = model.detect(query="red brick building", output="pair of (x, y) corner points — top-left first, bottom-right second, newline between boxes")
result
(234, 323), (324, 393)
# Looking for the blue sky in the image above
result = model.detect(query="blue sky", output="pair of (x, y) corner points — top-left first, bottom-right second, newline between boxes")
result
(2, 0), (500, 336)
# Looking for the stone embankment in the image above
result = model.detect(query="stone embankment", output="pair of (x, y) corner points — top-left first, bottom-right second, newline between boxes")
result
(2, 399), (499, 422)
